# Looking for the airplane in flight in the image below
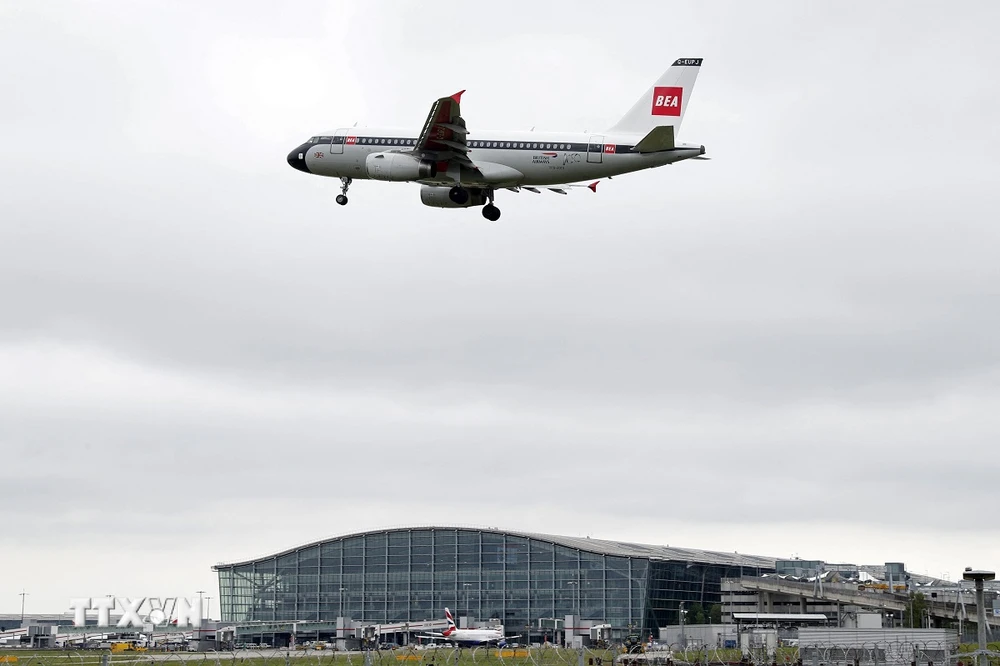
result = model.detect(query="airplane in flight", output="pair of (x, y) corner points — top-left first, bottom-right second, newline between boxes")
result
(286, 58), (707, 220)
(417, 608), (512, 647)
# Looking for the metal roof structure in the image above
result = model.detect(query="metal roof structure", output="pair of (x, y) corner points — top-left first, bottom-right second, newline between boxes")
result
(733, 613), (830, 622)
(213, 525), (776, 570)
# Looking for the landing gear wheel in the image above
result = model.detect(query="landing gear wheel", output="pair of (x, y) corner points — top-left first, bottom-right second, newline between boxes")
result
(338, 177), (353, 205)
(449, 186), (470, 205)
(482, 189), (500, 221)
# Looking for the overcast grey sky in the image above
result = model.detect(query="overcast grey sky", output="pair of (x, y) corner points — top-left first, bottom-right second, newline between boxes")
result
(2, 0), (999, 614)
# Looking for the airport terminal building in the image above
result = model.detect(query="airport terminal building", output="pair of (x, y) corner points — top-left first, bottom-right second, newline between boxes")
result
(214, 526), (774, 638)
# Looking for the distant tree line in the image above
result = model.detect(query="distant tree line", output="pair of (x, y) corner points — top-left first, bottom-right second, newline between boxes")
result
(682, 602), (723, 624)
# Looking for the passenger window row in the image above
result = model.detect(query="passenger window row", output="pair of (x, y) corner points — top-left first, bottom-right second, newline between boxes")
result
(468, 142), (575, 150)
(356, 138), (416, 146)
(307, 137), (598, 151)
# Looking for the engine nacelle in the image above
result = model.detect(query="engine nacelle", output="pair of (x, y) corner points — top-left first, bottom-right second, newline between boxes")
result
(366, 152), (437, 181)
(420, 185), (487, 208)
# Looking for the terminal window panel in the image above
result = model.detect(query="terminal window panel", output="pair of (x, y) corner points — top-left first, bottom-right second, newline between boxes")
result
(457, 533), (480, 567)
(254, 560), (277, 622)
(320, 540), (342, 561)
(555, 545), (579, 569)
(435, 548), (457, 572)
(481, 589), (504, 619)
(432, 590), (455, 614)
(408, 531), (431, 547)
(218, 569), (234, 621)
(299, 546), (319, 571)
(365, 534), (387, 570)
(530, 569), (554, 588)
(530, 540), (554, 566)
(532, 588), (555, 618)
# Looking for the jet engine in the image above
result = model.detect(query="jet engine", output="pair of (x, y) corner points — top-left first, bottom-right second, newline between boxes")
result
(420, 185), (487, 208)
(366, 152), (437, 181)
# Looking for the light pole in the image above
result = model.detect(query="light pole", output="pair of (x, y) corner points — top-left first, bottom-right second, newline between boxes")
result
(19, 590), (28, 626)
(679, 601), (686, 650)
(194, 590), (205, 646)
(567, 581), (578, 616)
(338, 587), (348, 649)
(195, 590), (205, 629)
(567, 580), (578, 647)
(204, 597), (212, 621)
(463, 583), (472, 621)
(962, 568), (995, 659)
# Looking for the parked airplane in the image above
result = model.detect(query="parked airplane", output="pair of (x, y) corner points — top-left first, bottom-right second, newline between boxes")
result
(287, 58), (707, 220)
(418, 608), (511, 646)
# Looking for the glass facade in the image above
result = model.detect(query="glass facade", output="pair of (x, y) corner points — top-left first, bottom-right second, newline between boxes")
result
(215, 528), (773, 634)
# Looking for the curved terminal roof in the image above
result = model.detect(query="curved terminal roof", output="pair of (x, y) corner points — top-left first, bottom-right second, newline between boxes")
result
(213, 525), (775, 570)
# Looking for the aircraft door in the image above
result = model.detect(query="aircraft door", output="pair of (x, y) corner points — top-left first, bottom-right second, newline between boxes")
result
(330, 129), (348, 155)
(587, 135), (605, 163)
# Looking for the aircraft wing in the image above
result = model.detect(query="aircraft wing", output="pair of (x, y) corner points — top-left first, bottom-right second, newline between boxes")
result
(412, 91), (475, 171)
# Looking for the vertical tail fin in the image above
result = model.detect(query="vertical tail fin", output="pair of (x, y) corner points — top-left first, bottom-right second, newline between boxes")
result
(607, 58), (703, 136)
(443, 608), (456, 635)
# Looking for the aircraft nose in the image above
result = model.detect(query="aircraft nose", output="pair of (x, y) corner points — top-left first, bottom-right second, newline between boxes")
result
(287, 144), (311, 173)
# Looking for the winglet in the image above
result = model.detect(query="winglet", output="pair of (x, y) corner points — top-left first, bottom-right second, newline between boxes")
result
(588, 181), (599, 193)
(450, 90), (465, 104)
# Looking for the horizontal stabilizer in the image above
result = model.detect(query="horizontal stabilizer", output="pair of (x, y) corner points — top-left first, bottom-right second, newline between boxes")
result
(634, 125), (675, 153)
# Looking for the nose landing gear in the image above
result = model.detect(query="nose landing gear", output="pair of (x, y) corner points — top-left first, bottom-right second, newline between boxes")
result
(336, 177), (352, 206)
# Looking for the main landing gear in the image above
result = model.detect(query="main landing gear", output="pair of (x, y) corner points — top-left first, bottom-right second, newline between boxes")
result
(482, 189), (500, 221)
(448, 185), (501, 220)
(336, 177), (352, 206)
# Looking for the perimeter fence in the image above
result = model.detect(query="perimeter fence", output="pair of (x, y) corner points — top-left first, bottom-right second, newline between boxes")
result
(2, 642), (998, 666)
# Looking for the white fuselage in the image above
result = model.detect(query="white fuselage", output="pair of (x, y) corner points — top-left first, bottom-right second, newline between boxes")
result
(292, 127), (703, 187)
(442, 627), (505, 644)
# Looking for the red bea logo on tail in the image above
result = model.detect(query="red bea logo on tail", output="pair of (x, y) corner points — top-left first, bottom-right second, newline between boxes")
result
(651, 86), (682, 116)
